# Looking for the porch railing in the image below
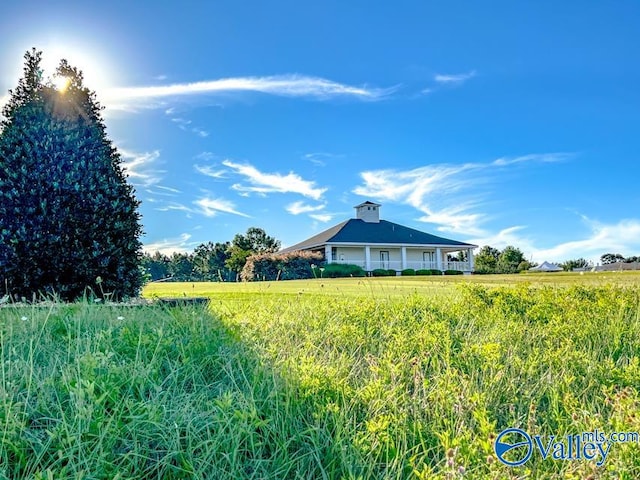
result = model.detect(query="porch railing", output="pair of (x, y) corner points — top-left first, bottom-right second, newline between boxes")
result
(327, 258), (472, 272)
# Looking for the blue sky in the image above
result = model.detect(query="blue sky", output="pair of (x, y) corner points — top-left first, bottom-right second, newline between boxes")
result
(1, 1), (639, 263)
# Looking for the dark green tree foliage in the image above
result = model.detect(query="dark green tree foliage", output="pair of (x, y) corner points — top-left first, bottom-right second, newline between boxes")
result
(496, 246), (525, 274)
(474, 246), (500, 274)
(0, 49), (142, 300)
(225, 227), (281, 275)
(560, 258), (592, 271)
(600, 253), (625, 265)
(140, 252), (171, 281)
(192, 241), (231, 281)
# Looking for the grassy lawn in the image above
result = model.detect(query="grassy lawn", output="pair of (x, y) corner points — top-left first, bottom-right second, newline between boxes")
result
(1, 274), (639, 478)
(143, 271), (640, 302)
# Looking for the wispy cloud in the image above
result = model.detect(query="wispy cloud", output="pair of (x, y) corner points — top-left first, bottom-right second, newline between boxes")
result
(145, 185), (181, 198)
(102, 75), (392, 110)
(492, 153), (571, 166)
(154, 195), (249, 218)
(193, 196), (250, 218)
(155, 202), (192, 213)
(530, 218), (640, 263)
(119, 148), (163, 187)
(193, 128), (209, 138)
(194, 164), (228, 179)
(469, 218), (640, 264)
(434, 70), (477, 85)
(155, 185), (181, 194)
(286, 201), (326, 215)
(143, 233), (194, 255)
(171, 117), (192, 128)
(223, 159), (327, 200)
(354, 153), (572, 235)
(303, 152), (343, 167)
(309, 213), (333, 223)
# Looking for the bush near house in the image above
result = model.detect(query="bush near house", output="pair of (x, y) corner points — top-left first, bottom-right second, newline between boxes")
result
(317, 263), (366, 278)
(401, 268), (416, 276)
(416, 269), (443, 276)
(444, 269), (464, 275)
(241, 251), (322, 281)
(372, 269), (391, 277)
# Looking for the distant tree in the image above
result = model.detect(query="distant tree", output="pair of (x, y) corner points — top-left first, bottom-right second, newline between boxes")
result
(141, 252), (171, 281)
(447, 251), (468, 262)
(496, 246), (525, 273)
(168, 253), (194, 281)
(232, 227), (281, 254)
(225, 227), (281, 279)
(560, 258), (592, 271)
(518, 260), (536, 271)
(624, 255), (639, 263)
(225, 246), (252, 280)
(474, 246), (500, 273)
(601, 253), (624, 265)
(192, 241), (231, 281)
(0, 49), (142, 300)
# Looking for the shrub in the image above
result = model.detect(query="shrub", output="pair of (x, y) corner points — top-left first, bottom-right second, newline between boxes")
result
(372, 269), (390, 277)
(401, 269), (416, 276)
(386, 269), (397, 276)
(444, 269), (463, 275)
(319, 263), (366, 278)
(420, 269), (443, 276)
(241, 251), (323, 281)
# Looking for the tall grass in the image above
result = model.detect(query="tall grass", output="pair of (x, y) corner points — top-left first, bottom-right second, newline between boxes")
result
(1, 283), (639, 478)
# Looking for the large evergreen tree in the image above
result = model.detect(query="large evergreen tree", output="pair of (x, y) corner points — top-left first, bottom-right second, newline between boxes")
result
(0, 49), (143, 300)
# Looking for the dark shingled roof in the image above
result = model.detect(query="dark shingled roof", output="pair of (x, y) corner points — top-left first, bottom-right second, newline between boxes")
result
(281, 219), (475, 252)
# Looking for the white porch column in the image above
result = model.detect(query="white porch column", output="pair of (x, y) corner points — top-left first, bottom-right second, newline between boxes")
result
(365, 245), (371, 271)
(468, 248), (475, 271)
(325, 244), (332, 264)
(401, 246), (407, 270)
(436, 247), (443, 271)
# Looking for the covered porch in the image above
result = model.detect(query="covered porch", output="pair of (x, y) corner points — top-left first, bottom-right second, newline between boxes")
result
(324, 244), (475, 272)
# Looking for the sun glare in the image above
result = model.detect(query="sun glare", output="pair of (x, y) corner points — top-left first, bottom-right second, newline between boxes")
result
(38, 42), (116, 94)
(53, 75), (71, 92)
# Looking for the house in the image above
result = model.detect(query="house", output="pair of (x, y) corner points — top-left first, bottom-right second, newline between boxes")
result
(595, 262), (640, 272)
(280, 201), (477, 272)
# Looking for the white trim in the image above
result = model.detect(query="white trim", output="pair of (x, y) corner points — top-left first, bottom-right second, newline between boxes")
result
(324, 241), (477, 249)
(365, 245), (371, 271)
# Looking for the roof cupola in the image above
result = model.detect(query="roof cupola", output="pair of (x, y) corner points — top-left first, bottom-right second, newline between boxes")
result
(354, 201), (381, 223)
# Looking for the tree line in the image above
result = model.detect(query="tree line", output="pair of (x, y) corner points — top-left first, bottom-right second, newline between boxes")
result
(141, 227), (280, 282)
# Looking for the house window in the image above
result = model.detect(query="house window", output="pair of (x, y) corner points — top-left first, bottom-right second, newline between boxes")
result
(331, 247), (337, 261)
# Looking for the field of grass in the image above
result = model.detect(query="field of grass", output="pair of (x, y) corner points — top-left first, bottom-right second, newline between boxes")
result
(1, 274), (639, 478)
(144, 271), (640, 301)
